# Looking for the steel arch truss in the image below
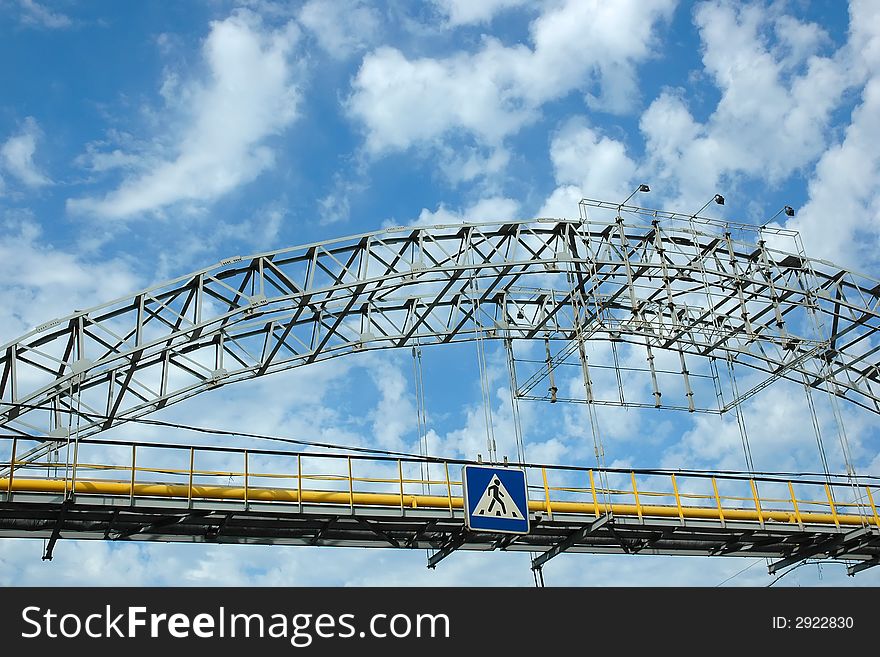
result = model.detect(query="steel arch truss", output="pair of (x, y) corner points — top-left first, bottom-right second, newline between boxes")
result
(2, 202), (880, 448)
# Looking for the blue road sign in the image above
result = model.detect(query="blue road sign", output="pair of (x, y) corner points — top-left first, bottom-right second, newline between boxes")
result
(462, 465), (530, 535)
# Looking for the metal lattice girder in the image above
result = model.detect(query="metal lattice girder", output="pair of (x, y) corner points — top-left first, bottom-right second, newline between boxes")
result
(2, 203), (880, 455)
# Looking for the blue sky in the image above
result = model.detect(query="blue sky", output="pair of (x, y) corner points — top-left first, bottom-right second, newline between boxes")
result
(1, 0), (880, 587)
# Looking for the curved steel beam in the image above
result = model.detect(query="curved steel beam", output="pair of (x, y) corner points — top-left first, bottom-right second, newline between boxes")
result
(1, 204), (879, 451)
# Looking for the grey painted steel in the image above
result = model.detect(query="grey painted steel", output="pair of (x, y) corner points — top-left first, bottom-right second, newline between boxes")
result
(531, 513), (612, 569)
(1, 492), (879, 571)
(2, 201), (879, 461)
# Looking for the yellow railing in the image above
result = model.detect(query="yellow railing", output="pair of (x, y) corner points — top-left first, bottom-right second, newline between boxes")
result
(2, 437), (878, 529)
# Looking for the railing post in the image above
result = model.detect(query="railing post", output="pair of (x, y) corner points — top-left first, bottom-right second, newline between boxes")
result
(866, 487), (879, 528)
(588, 469), (599, 518)
(7, 438), (17, 498)
(347, 457), (354, 513)
(825, 484), (839, 528)
(788, 481), (803, 528)
(188, 447), (195, 508)
(631, 472), (642, 523)
(671, 474), (684, 524)
(129, 445), (136, 506)
(541, 467), (552, 520)
(398, 460), (405, 514)
(711, 477), (725, 527)
(297, 454), (303, 514)
(444, 462), (453, 517)
(244, 450), (249, 510)
(750, 479), (764, 528)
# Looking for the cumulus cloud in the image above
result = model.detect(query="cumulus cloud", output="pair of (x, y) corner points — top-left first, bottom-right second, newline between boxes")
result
(365, 356), (418, 450)
(0, 213), (140, 342)
(298, 0), (380, 59)
(348, 0), (675, 165)
(660, 374), (878, 480)
(538, 118), (637, 215)
(781, 0), (880, 268)
(535, 0), (880, 265)
(401, 195), (521, 227)
(785, 77), (880, 267)
(638, 1), (851, 208)
(436, 144), (511, 185)
(0, 117), (50, 188)
(67, 11), (301, 219)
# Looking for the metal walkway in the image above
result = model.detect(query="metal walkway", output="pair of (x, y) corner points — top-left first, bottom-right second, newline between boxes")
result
(2, 437), (878, 575)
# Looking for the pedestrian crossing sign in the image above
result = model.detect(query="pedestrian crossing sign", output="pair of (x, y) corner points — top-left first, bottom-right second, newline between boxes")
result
(462, 465), (530, 535)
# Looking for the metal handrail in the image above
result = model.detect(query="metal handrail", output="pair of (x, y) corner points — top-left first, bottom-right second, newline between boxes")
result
(2, 436), (878, 529)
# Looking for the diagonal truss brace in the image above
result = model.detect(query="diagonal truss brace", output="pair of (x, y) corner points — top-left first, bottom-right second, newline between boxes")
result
(531, 513), (612, 570)
(427, 528), (471, 569)
(767, 525), (878, 574)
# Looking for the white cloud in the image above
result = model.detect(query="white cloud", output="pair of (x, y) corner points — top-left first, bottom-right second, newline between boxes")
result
(659, 372), (878, 477)
(436, 144), (511, 185)
(780, 0), (880, 268)
(840, 0), (880, 80)
(539, 118), (637, 215)
(637, 1), (851, 207)
(74, 138), (145, 173)
(348, 0), (675, 161)
(316, 174), (368, 225)
(432, 0), (530, 26)
(365, 356), (418, 450)
(785, 77), (880, 267)
(17, 0), (72, 29)
(317, 190), (351, 225)
(432, 384), (523, 462)
(465, 196), (521, 222)
(537, 116), (641, 218)
(298, 0), (380, 59)
(67, 11), (301, 219)
(406, 195), (521, 227)
(349, 44), (530, 153)
(146, 203), (287, 281)
(534, 0), (880, 252)
(0, 214), (141, 342)
(0, 117), (50, 188)
(538, 185), (586, 219)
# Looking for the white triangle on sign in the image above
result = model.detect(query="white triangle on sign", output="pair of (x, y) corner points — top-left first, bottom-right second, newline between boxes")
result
(471, 475), (524, 520)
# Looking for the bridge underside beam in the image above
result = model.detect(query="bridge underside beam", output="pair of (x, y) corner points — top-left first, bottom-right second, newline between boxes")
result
(531, 513), (612, 570)
(767, 526), (880, 574)
(847, 556), (880, 576)
(3, 498), (879, 575)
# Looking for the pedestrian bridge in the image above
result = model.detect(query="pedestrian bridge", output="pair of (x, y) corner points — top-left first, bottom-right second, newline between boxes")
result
(1, 436), (878, 575)
(2, 202), (880, 579)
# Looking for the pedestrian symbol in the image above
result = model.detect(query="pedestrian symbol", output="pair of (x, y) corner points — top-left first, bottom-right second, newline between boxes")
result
(462, 465), (530, 534)
(472, 475), (524, 520)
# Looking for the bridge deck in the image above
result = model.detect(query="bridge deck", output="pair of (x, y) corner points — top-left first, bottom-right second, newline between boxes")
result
(1, 437), (879, 574)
